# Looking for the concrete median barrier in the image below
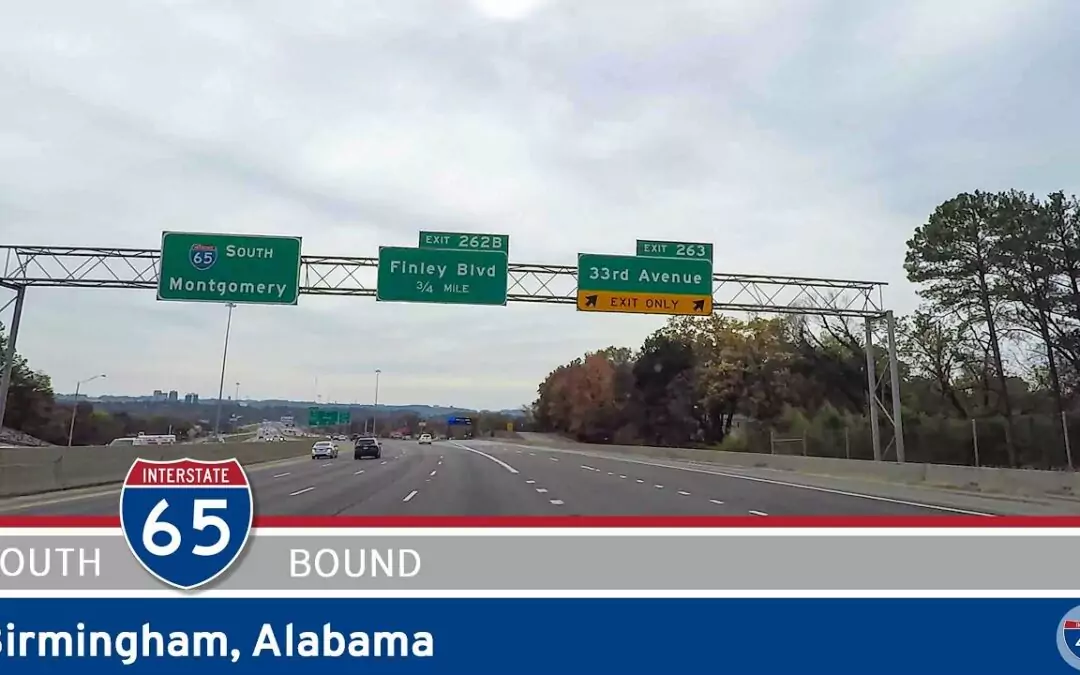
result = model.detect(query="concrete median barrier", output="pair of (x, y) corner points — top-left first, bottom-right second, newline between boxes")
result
(506, 437), (1080, 500)
(0, 441), (312, 499)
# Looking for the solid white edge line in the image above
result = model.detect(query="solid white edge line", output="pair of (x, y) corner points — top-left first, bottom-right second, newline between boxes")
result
(5, 528), (1080, 537)
(478, 441), (997, 516)
(0, 589), (1075, 599)
(447, 441), (519, 474)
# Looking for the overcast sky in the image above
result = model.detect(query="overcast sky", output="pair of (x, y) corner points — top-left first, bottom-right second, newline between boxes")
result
(2, 0), (1078, 410)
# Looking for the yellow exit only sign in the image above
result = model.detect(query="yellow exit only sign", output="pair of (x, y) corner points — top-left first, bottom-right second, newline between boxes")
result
(576, 290), (712, 316)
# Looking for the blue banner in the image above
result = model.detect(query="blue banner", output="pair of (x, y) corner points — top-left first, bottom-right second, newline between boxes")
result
(0, 598), (1075, 674)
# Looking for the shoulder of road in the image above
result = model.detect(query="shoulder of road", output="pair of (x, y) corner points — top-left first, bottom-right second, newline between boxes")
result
(508, 433), (1080, 512)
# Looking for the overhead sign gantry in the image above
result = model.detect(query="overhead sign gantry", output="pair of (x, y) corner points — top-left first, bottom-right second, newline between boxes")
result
(0, 236), (904, 464)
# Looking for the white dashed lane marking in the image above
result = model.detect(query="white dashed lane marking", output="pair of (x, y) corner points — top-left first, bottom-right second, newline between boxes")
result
(403, 490), (418, 503)
(429, 470), (437, 477)
(353, 470), (364, 475)
(501, 444), (749, 513)
(272, 473), (290, 478)
(749, 510), (768, 516)
(289, 487), (314, 497)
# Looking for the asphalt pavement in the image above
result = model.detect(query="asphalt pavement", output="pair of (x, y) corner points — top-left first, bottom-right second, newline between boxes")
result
(0, 438), (1070, 517)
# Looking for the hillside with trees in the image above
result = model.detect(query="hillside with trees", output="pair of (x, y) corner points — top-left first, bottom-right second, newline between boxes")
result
(0, 327), (196, 446)
(530, 190), (1080, 470)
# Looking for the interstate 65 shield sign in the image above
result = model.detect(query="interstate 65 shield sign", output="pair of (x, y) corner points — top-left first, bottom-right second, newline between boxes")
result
(120, 458), (253, 590)
(189, 243), (218, 271)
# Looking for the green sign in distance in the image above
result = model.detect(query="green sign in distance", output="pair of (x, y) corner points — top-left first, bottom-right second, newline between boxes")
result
(577, 253), (712, 294)
(418, 231), (510, 253)
(307, 408), (350, 427)
(157, 232), (302, 305)
(377, 246), (509, 306)
(635, 239), (714, 263)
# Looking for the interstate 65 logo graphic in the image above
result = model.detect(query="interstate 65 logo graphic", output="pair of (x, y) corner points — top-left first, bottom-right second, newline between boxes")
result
(120, 458), (253, 590)
(189, 243), (218, 271)
(1057, 606), (1080, 670)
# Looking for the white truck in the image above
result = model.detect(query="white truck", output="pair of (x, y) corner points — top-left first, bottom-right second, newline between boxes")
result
(108, 433), (177, 446)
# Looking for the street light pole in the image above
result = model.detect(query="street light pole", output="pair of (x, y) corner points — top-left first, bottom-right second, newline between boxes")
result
(213, 302), (237, 438)
(372, 369), (381, 435)
(68, 373), (106, 447)
(235, 382), (240, 402)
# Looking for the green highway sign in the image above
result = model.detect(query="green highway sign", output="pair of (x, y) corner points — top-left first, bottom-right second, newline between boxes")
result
(377, 246), (509, 306)
(307, 408), (350, 427)
(636, 239), (714, 263)
(157, 232), (302, 305)
(577, 253), (712, 295)
(419, 231), (510, 253)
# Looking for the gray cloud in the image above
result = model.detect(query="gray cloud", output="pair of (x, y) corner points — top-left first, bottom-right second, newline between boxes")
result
(2, 0), (1078, 409)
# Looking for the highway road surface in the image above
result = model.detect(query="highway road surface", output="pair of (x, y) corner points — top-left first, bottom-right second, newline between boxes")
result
(0, 439), (1069, 517)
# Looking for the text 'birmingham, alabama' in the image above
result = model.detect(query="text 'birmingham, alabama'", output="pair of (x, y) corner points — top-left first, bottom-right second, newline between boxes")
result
(0, 622), (433, 664)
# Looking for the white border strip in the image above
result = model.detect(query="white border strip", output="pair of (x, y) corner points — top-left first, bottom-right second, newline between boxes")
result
(0, 589), (1076, 599)
(4, 527), (1079, 537)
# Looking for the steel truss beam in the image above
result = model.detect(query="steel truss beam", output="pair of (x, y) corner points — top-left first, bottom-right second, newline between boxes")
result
(1, 246), (886, 318)
(0, 245), (902, 462)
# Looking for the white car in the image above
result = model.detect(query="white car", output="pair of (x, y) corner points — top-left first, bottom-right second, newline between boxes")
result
(311, 440), (338, 459)
(418, 433), (433, 445)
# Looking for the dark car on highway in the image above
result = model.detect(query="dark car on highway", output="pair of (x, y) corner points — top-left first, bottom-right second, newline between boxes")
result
(353, 435), (382, 460)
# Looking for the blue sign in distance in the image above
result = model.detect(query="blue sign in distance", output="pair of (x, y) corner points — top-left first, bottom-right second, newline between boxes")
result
(119, 458), (253, 591)
(189, 243), (218, 271)
(447, 416), (473, 426)
(1059, 606), (1080, 670)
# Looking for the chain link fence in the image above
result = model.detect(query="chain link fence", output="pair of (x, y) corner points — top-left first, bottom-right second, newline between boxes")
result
(729, 409), (1078, 470)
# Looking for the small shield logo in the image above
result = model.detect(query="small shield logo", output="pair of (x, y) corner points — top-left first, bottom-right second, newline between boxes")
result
(119, 458), (253, 591)
(189, 244), (218, 271)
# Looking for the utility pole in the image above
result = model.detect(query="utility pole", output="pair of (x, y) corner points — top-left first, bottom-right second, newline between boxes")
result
(372, 369), (382, 435)
(67, 373), (106, 446)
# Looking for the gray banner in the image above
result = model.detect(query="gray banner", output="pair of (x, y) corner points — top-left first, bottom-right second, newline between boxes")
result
(0, 533), (1076, 591)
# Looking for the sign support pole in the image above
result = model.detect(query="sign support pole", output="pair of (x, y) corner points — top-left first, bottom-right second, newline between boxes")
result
(213, 302), (236, 438)
(0, 284), (26, 430)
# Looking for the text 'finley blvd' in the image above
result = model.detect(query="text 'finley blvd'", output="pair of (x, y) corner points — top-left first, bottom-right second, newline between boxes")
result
(386, 260), (500, 279)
